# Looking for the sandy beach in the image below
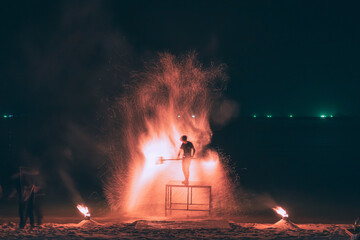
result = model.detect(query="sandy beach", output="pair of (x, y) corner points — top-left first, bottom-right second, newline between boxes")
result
(0, 218), (351, 239)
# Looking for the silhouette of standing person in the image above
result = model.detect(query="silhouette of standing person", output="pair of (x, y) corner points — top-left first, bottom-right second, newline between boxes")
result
(10, 167), (40, 229)
(177, 135), (196, 185)
(33, 170), (44, 226)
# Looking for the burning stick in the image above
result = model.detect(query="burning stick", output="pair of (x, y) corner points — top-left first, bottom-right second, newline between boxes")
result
(156, 156), (196, 164)
(156, 157), (181, 164)
(77, 204), (90, 220)
(344, 217), (360, 237)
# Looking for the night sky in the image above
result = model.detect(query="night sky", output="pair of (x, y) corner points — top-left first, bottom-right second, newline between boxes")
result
(2, 1), (360, 117)
(1, 1), (360, 222)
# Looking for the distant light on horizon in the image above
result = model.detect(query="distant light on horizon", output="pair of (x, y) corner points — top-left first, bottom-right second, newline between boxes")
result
(177, 114), (181, 118)
(191, 114), (195, 118)
(246, 113), (341, 118)
(3, 115), (7, 118)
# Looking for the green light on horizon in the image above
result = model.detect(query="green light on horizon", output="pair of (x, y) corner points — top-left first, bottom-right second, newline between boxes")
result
(330, 115), (334, 118)
(253, 115), (257, 118)
(289, 114), (293, 118)
(3, 115), (7, 118)
(320, 115), (326, 118)
(266, 115), (272, 118)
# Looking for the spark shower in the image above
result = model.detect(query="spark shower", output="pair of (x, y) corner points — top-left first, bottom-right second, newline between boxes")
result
(104, 52), (237, 216)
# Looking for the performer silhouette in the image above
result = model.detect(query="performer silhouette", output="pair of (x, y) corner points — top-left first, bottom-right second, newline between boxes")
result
(177, 135), (195, 185)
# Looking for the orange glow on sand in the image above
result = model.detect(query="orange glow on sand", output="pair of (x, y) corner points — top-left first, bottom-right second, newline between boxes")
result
(77, 204), (90, 218)
(105, 52), (236, 217)
(273, 206), (288, 218)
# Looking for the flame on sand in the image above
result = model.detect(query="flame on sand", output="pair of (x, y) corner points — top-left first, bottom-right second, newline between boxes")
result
(273, 206), (288, 218)
(104, 52), (237, 216)
(77, 204), (90, 218)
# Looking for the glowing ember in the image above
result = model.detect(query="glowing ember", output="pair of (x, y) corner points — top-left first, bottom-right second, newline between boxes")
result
(273, 206), (288, 218)
(77, 204), (90, 219)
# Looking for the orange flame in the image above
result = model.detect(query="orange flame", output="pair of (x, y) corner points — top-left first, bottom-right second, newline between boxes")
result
(77, 204), (90, 218)
(105, 52), (236, 216)
(273, 206), (288, 218)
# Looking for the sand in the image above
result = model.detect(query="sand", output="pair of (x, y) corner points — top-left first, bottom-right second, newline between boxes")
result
(0, 218), (352, 239)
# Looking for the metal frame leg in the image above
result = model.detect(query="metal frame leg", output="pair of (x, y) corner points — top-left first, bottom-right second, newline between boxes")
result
(186, 186), (189, 210)
(165, 185), (167, 216)
(164, 183), (212, 216)
(170, 186), (172, 210)
(190, 187), (193, 205)
(209, 187), (212, 215)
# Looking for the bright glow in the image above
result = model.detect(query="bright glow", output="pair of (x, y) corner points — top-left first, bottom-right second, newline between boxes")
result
(266, 115), (272, 118)
(107, 52), (235, 216)
(127, 133), (179, 210)
(253, 115), (256, 118)
(3, 115), (7, 118)
(77, 204), (90, 218)
(320, 115), (326, 118)
(289, 114), (293, 118)
(201, 157), (218, 169)
(273, 206), (288, 218)
(330, 115), (334, 118)
(124, 112), (233, 215)
(125, 126), (229, 214)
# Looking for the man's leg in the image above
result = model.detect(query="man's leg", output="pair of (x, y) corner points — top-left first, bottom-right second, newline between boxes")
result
(184, 161), (189, 182)
(19, 201), (25, 229)
(182, 160), (187, 183)
(35, 195), (43, 225)
(28, 192), (35, 228)
(182, 158), (191, 184)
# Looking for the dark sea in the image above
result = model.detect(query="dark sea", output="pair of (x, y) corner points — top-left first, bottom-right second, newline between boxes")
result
(212, 117), (360, 223)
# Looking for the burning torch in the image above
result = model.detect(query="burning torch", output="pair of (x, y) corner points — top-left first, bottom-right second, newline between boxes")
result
(77, 204), (90, 220)
(272, 206), (299, 229)
(273, 206), (288, 220)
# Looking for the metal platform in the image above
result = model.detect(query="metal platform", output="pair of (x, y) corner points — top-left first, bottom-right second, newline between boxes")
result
(165, 180), (211, 216)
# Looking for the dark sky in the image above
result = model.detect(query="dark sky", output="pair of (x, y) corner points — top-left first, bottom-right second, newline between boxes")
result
(1, 0), (360, 117)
